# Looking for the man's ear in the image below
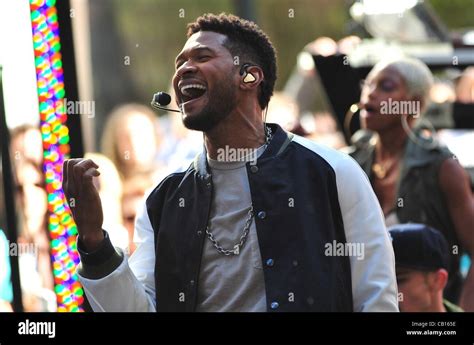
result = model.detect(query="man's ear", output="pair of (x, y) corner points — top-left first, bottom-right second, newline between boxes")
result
(239, 65), (264, 90)
(435, 269), (449, 290)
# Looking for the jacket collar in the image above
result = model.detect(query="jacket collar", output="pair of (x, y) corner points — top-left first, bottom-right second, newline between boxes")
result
(193, 123), (292, 178)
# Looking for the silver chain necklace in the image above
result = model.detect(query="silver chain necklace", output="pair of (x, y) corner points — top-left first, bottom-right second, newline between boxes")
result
(264, 125), (272, 147)
(205, 125), (272, 256)
(205, 206), (254, 256)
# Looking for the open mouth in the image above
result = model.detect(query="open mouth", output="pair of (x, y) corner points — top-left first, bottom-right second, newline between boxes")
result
(362, 104), (378, 116)
(179, 84), (207, 104)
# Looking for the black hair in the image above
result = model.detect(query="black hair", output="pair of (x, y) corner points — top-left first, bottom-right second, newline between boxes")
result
(187, 13), (277, 109)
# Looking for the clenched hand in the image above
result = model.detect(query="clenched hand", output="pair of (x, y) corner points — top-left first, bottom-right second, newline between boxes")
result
(62, 158), (104, 252)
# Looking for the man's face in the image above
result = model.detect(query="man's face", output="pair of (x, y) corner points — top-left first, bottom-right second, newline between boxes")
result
(396, 268), (436, 312)
(359, 67), (412, 133)
(173, 31), (238, 131)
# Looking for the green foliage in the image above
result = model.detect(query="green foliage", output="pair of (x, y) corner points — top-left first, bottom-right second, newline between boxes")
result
(429, 0), (474, 29)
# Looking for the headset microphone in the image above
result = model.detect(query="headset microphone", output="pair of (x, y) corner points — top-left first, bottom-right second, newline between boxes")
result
(150, 92), (182, 113)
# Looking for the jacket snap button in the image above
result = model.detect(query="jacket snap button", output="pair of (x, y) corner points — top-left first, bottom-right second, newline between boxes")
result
(190, 280), (195, 286)
(257, 211), (266, 219)
(307, 297), (314, 305)
(266, 258), (274, 267)
(292, 260), (298, 267)
(270, 302), (279, 309)
(250, 165), (258, 173)
(197, 231), (202, 236)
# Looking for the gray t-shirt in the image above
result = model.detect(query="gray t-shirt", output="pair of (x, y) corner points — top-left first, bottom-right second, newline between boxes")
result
(196, 146), (267, 312)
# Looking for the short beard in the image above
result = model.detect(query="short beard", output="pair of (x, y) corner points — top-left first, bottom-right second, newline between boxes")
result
(182, 75), (237, 132)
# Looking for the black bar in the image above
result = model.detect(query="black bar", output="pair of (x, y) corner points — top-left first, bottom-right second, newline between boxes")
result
(56, 0), (84, 158)
(0, 312), (473, 345)
(313, 54), (362, 142)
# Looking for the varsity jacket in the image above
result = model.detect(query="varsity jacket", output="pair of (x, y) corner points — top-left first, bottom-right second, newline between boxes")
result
(77, 124), (398, 312)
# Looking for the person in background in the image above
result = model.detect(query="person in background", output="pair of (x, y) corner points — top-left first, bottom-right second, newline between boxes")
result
(84, 153), (129, 253)
(453, 66), (474, 129)
(347, 57), (474, 309)
(265, 91), (299, 132)
(389, 223), (463, 312)
(155, 108), (203, 178)
(308, 112), (346, 149)
(266, 93), (345, 149)
(101, 105), (164, 244)
(101, 103), (162, 183)
(121, 173), (154, 255)
(10, 124), (56, 311)
(455, 66), (474, 105)
(0, 229), (13, 312)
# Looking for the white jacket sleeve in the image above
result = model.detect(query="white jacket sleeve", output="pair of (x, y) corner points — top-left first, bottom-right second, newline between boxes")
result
(335, 155), (399, 312)
(292, 135), (399, 312)
(77, 202), (156, 312)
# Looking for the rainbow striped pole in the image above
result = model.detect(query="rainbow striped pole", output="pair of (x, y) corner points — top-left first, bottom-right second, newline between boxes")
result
(30, 0), (83, 312)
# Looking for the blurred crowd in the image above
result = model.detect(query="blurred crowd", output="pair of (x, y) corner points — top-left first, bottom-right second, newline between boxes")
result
(1, 34), (473, 313)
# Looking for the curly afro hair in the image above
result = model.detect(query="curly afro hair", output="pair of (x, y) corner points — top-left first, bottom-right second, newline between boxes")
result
(187, 13), (277, 109)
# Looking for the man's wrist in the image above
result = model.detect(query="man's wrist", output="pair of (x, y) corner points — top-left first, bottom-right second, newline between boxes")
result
(77, 230), (115, 264)
(77, 230), (124, 279)
(79, 230), (104, 252)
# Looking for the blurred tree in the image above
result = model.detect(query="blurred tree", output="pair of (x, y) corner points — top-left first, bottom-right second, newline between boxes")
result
(254, 0), (347, 90)
(430, 0), (474, 29)
(89, 0), (142, 144)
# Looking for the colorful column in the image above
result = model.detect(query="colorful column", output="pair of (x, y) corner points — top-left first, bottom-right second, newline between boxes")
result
(30, 0), (83, 312)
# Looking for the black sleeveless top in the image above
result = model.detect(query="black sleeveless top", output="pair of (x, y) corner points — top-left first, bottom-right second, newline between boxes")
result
(348, 129), (463, 302)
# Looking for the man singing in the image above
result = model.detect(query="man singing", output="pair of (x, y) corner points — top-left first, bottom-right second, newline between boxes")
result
(63, 13), (398, 312)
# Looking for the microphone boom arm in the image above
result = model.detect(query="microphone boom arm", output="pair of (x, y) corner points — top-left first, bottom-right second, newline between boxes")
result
(150, 91), (181, 113)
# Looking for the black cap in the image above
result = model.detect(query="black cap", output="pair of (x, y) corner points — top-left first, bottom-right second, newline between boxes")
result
(388, 223), (450, 271)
